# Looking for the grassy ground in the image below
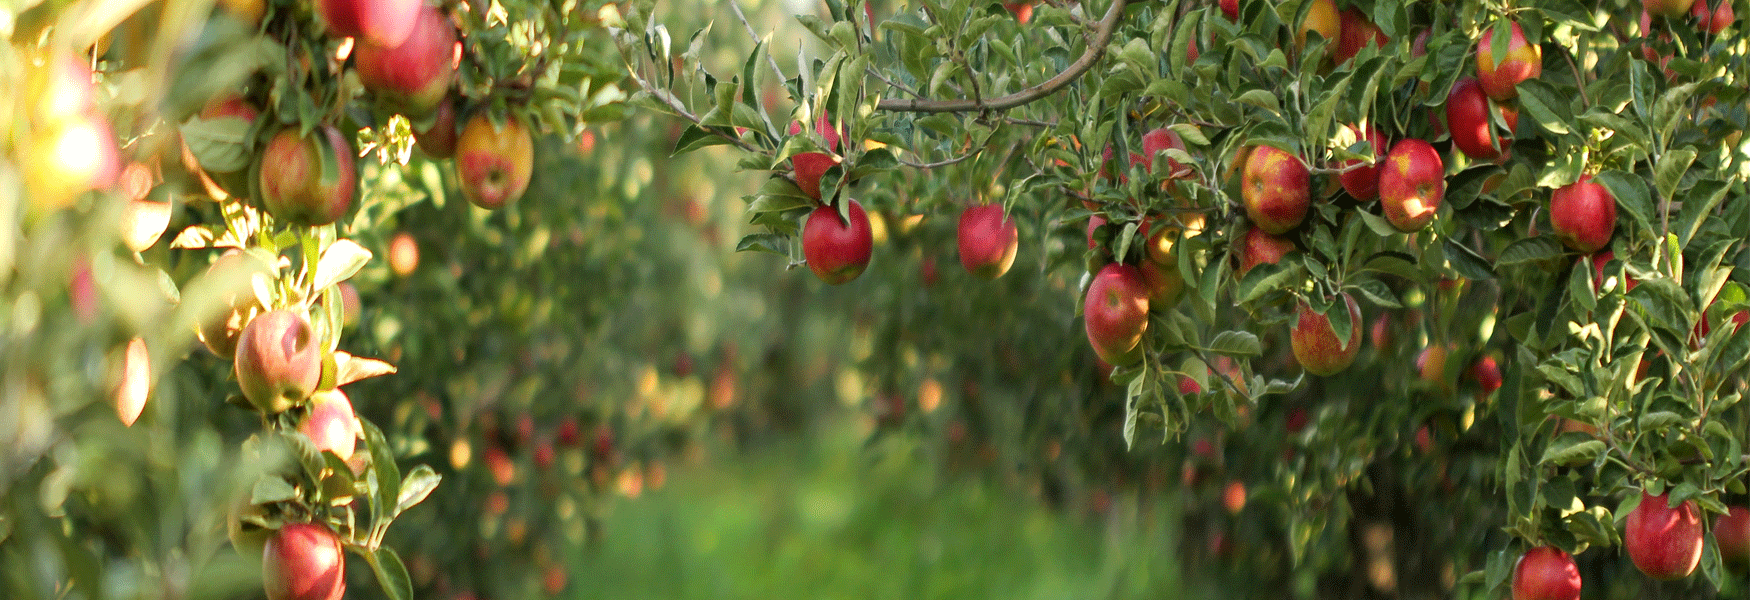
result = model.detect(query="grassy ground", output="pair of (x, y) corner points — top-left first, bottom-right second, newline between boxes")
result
(567, 424), (1190, 600)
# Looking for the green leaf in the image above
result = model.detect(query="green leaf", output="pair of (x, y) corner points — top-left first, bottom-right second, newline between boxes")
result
(1443, 239), (1495, 280)
(393, 465), (441, 519)
(1205, 330), (1262, 358)
(312, 240), (372, 292)
(1653, 146), (1696, 201)
(673, 124), (736, 154)
(1351, 278), (1402, 308)
(250, 476), (297, 505)
(1539, 436), (1606, 467)
(367, 547), (415, 600)
(1516, 79), (1572, 135)
(735, 233), (788, 256)
(1593, 170), (1653, 237)
(179, 117), (254, 173)
(1497, 237), (1565, 267)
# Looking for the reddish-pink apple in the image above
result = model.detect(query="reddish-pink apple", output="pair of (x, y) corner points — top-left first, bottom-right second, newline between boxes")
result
(803, 199), (873, 284)
(1625, 491), (1704, 580)
(1511, 546), (1581, 600)
(1377, 138), (1445, 232)
(1291, 293), (1362, 376)
(1084, 263), (1151, 366)
(958, 204), (1019, 279)
(1476, 21), (1542, 101)
(257, 125), (356, 226)
(1240, 145), (1310, 234)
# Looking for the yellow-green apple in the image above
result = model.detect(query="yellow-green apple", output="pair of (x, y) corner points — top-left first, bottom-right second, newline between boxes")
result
(1240, 145), (1310, 234)
(1625, 490), (1703, 580)
(1084, 263), (1150, 365)
(1336, 8), (1388, 63)
(1378, 138), (1445, 232)
(1290, 293), (1361, 376)
(1447, 77), (1518, 161)
(1338, 123), (1384, 201)
(1476, 21), (1542, 101)
(455, 113), (534, 209)
(957, 204), (1019, 279)
(1511, 546), (1581, 600)
(196, 251), (268, 359)
(414, 97), (458, 158)
(354, 4), (456, 118)
(234, 309), (323, 414)
(1645, 0), (1698, 19)
(1693, 0), (1734, 34)
(1296, 0), (1341, 55)
(1549, 175), (1616, 252)
(263, 522), (346, 600)
(1140, 259), (1186, 309)
(258, 125), (356, 226)
(803, 199), (874, 284)
(1718, 505), (1748, 570)
(1145, 212), (1204, 266)
(299, 390), (360, 463)
(1416, 343), (1454, 393)
(318, 0), (420, 46)
(1236, 226), (1295, 276)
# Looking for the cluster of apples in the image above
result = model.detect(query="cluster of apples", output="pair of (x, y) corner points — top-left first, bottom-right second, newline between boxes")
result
(1513, 495), (1748, 600)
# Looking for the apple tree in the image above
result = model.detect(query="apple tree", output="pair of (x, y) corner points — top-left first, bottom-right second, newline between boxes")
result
(619, 0), (1750, 595)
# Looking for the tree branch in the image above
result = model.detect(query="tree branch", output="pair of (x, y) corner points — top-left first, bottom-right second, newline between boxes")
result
(875, 0), (1129, 113)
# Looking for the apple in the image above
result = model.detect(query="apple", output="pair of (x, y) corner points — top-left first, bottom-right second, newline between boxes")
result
(1447, 78), (1518, 161)
(1296, 0), (1341, 56)
(1140, 127), (1193, 180)
(389, 231), (419, 276)
(234, 309), (324, 414)
(1693, 0), (1734, 34)
(1145, 212), (1203, 266)
(1085, 263), (1151, 366)
(1335, 8), (1388, 63)
(1470, 355), (1502, 396)
(1236, 226), (1294, 276)
(455, 113), (535, 209)
(1240, 145), (1310, 234)
(23, 115), (120, 212)
(1222, 481), (1247, 514)
(1476, 21), (1542, 101)
(318, 0), (421, 47)
(258, 125), (356, 226)
(197, 251), (268, 359)
(1377, 138), (1445, 232)
(113, 338), (150, 427)
(1511, 546), (1581, 600)
(1370, 311), (1394, 352)
(1177, 375), (1202, 395)
(414, 97), (459, 158)
(263, 522), (345, 600)
(1416, 344), (1453, 392)
(1624, 490), (1704, 580)
(1004, 1), (1032, 23)
(1549, 175), (1616, 252)
(1140, 259), (1186, 309)
(1717, 505), (1749, 569)
(1645, 0), (1698, 19)
(299, 390), (360, 463)
(1290, 293), (1362, 376)
(789, 115), (845, 200)
(957, 204), (1019, 279)
(1220, 0), (1238, 20)
(354, 4), (456, 118)
(803, 199), (874, 284)
(1338, 124), (1384, 201)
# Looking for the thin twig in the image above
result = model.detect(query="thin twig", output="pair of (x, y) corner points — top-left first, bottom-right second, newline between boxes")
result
(876, 0), (1129, 113)
(628, 71), (763, 153)
(728, 1), (789, 86)
(898, 149), (982, 169)
(869, 67), (923, 98)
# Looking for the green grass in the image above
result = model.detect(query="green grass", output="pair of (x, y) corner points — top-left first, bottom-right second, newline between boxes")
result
(567, 424), (1188, 600)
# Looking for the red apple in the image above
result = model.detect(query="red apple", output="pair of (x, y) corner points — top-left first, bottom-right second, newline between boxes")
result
(1377, 138), (1445, 232)
(803, 199), (874, 284)
(1369, 311), (1394, 352)
(1004, 1), (1032, 23)
(1645, 0), (1699, 19)
(1693, 0), (1734, 34)
(1240, 145), (1310, 234)
(299, 390), (360, 463)
(196, 251), (269, 359)
(1177, 375), (1202, 395)
(1335, 8), (1388, 63)
(1291, 293), (1362, 376)
(1140, 259), (1186, 309)
(1220, 0), (1238, 21)
(1476, 21), (1542, 101)
(1338, 123), (1384, 201)
(1549, 175), (1616, 253)
(258, 125), (356, 226)
(234, 309), (324, 414)
(788, 116), (844, 200)
(263, 522), (345, 600)
(958, 204), (1019, 279)
(1470, 355), (1502, 396)
(1140, 127), (1193, 179)
(414, 97), (459, 158)
(1236, 226), (1294, 276)
(1447, 77), (1517, 161)
(1084, 263), (1151, 366)
(1511, 546), (1581, 600)
(354, 4), (457, 118)
(1717, 505), (1749, 569)
(1624, 491), (1704, 580)
(318, 0), (421, 47)
(455, 113), (535, 209)
(1587, 250), (1638, 292)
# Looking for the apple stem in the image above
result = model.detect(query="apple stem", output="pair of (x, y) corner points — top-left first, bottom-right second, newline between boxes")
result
(875, 0), (1129, 113)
